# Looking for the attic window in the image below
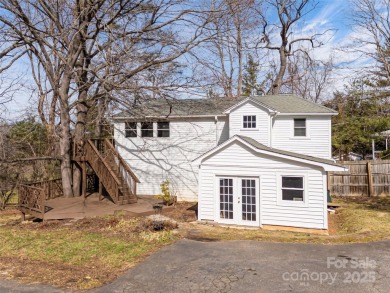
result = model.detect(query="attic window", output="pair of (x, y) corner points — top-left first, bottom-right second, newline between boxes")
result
(125, 122), (137, 137)
(141, 122), (153, 137)
(157, 122), (170, 137)
(294, 118), (306, 136)
(243, 115), (256, 129)
(281, 176), (304, 201)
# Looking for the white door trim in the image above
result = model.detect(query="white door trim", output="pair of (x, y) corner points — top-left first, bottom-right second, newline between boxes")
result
(215, 175), (260, 227)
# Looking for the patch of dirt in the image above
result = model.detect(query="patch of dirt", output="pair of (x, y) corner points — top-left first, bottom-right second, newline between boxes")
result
(328, 210), (342, 236)
(0, 208), (21, 216)
(0, 256), (126, 290)
(162, 201), (198, 223)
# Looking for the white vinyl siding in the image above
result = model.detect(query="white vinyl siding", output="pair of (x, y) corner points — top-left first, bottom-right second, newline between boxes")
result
(198, 141), (327, 229)
(229, 100), (270, 146)
(114, 117), (229, 200)
(272, 116), (331, 159)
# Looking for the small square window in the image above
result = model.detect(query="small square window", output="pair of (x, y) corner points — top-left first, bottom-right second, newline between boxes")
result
(125, 122), (137, 137)
(294, 118), (306, 136)
(157, 122), (170, 137)
(141, 122), (153, 137)
(243, 115), (256, 128)
(281, 176), (304, 201)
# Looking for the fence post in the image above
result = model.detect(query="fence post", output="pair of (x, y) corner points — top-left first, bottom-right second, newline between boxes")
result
(367, 161), (373, 197)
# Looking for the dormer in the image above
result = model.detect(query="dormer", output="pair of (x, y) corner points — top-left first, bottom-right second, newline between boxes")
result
(223, 95), (338, 159)
(224, 97), (277, 147)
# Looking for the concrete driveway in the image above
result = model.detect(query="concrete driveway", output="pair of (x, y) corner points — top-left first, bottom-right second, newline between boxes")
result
(1, 239), (390, 292)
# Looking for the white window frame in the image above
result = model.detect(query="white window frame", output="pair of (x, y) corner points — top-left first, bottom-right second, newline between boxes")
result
(277, 173), (308, 207)
(293, 117), (307, 138)
(242, 115), (257, 129)
(290, 117), (310, 139)
(124, 122), (137, 138)
(140, 121), (154, 138)
(157, 121), (170, 138)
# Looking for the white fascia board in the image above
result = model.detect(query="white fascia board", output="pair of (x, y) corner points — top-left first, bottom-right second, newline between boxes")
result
(193, 135), (348, 172)
(239, 143), (347, 172)
(112, 114), (227, 120)
(223, 98), (277, 114)
(276, 112), (338, 116)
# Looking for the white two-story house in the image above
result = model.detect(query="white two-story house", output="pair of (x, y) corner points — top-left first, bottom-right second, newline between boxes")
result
(112, 95), (346, 231)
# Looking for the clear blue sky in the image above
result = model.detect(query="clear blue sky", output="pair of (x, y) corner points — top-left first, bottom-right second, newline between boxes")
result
(1, 0), (358, 121)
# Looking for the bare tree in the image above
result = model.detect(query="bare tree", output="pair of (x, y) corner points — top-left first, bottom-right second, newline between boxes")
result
(0, 0), (212, 197)
(196, 0), (262, 99)
(260, 0), (326, 94)
(284, 52), (333, 102)
(352, 0), (390, 83)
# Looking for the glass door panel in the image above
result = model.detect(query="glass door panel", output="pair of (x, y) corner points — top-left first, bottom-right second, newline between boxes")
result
(219, 178), (233, 219)
(241, 179), (256, 222)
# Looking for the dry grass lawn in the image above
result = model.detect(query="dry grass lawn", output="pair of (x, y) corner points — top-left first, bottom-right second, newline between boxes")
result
(0, 197), (389, 290)
(0, 212), (177, 290)
(181, 197), (390, 244)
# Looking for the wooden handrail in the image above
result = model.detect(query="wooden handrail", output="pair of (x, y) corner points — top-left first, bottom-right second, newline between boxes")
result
(19, 184), (45, 191)
(18, 184), (46, 218)
(85, 140), (123, 203)
(86, 140), (121, 185)
(103, 139), (140, 183)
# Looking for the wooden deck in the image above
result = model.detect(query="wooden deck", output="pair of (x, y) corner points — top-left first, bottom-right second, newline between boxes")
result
(42, 194), (172, 220)
(19, 139), (142, 219)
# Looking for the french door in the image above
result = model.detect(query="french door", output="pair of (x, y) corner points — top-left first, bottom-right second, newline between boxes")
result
(218, 177), (259, 226)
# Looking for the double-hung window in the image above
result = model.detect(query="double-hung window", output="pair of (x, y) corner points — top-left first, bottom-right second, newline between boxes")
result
(281, 176), (304, 201)
(157, 122), (170, 137)
(125, 122), (137, 137)
(141, 122), (153, 137)
(243, 115), (256, 129)
(294, 118), (306, 137)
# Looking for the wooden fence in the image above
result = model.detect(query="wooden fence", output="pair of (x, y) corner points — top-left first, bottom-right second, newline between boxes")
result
(328, 160), (390, 196)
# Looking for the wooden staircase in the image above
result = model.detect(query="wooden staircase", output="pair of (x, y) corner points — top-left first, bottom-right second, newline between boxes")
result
(74, 139), (139, 205)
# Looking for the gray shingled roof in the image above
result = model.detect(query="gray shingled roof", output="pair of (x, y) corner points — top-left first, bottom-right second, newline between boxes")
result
(237, 135), (343, 167)
(251, 95), (337, 114)
(113, 99), (238, 118)
(112, 94), (336, 118)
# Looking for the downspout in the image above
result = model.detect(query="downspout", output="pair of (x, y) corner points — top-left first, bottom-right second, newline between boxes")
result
(270, 112), (278, 148)
(215, 115), (219, 145)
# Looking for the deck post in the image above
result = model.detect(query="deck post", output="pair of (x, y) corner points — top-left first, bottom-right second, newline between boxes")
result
(82, 161), (87, 198)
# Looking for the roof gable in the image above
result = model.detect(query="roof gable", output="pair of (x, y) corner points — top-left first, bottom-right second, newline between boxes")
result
(223, 97), (276, 114)
(194, 135), (347, 172)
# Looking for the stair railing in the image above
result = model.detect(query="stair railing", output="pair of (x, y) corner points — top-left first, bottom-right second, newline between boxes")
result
(102, 139), (139, 198)
(84, 140), (121, 203)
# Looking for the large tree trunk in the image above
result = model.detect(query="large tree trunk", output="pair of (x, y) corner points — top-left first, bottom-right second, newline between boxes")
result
(95, 97), (108, 138)
(72, 90), (89, 196)
(59, 74), (74, 198)
(272, 46), (287, 95)
(59, 108), (73, 198)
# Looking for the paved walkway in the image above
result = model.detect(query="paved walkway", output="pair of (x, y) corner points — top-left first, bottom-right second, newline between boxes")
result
(1, 239), (390, 292)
